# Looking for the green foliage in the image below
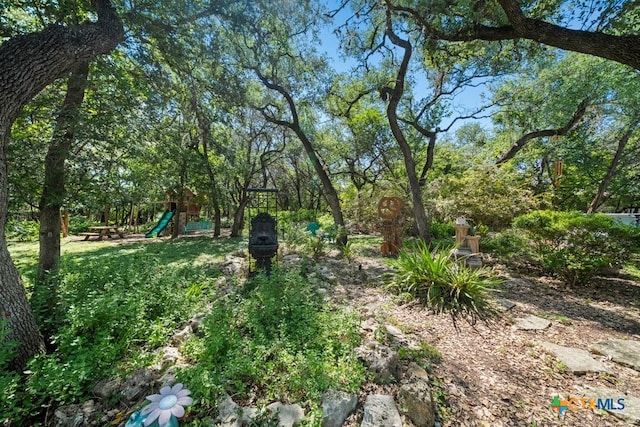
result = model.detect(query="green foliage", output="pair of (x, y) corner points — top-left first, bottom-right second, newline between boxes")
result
(278, 209), (318, 227)
(178, 267), (365, 417)
(283, 223), (333, 258)
(0, 319), (17, 368)
(397, 340), (442, 368)
(5, 216), (103, 242)
(474, 223), (489, 237)
(427, 166), (547, 230)
(482, 229), (533, 261)
(430, 220), (454, 240)
(68, 215), (102, 235)
(513, 210), (640, 285)
(0, 318), (29, 424)
(340, 240), (354, 262)
(387, 241), (501, 327)
(5, 237), (241, 424)
(6, 220), (39, 242)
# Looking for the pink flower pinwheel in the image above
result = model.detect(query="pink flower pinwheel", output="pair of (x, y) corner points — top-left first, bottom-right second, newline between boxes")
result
(140, 383), (193, 427)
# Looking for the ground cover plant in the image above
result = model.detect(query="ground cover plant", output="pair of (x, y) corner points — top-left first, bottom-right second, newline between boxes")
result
(177, 267), (365, 422)
(2, 237), (242, 424)
(3, 236), (365, 426)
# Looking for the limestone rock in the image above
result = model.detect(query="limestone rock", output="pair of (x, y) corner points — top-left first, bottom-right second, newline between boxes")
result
(541, 342), (608, 375)
(92, 377), (122, 399)
(589, 339), (640, 371)
(54, 400), (95, 427)
(267, 402), (305, 427)
(171, 325), (192, 345)
(405, 362), (430, 382)
(121, 368), (155, 402)
(223, 255), (245, 275)
(321, 389), (358, 427)
(215, 394), (242, 427)
(361, 395), (402, 427)
(515, 315), (551, 330)
(582, 387), (640, 425)
(355, 341), (401, 384)
(159, 346), (182, 370)
(399, 379), (436, 427)
(384, 324), (406, 347)
(158, 366), (178, 388)
(496, 299), (516, 311)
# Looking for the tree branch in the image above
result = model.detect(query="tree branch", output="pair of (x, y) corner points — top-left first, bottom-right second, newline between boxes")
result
(495, 98), (589, 166)
(391, 0), (640, 70)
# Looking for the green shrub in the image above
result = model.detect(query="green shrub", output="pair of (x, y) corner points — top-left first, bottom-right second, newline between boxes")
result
(426, 166), (548, 230)
(0, 318), (37, 423)
(283, 223), (329, 258)
(474, 223), (489, 237)
(513, 210), (640, 285)
(178, 267), (365, 416)
(482, 229), (533, 260)
(6, 220), (39, 242)
(5, 216), (104, 241)
(387, 241), (501, 327)
(68, 215), (102, 235)
(278, 209), (318, 227)
(430, 220), (455, 240)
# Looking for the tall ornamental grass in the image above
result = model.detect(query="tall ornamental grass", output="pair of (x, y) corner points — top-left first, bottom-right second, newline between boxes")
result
(387, 241), (501, 327)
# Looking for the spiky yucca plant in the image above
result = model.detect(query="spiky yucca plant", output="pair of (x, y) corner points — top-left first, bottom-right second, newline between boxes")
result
(387, 241), (501, 327)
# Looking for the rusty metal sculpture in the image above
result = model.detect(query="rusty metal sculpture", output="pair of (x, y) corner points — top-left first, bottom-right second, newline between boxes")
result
(378, 196), (403, 255)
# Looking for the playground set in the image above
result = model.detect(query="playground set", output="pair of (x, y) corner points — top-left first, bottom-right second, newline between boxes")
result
(145, 189), (203, 238)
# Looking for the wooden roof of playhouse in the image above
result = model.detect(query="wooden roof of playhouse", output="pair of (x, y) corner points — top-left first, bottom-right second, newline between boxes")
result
(162, 188), (201, 215)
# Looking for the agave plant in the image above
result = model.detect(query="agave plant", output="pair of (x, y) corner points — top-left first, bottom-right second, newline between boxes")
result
(387, 241), (501, 327)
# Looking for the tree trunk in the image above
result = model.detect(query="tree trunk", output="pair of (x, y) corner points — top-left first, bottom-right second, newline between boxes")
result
(103, 204), (110, 225)
(296, 130), (347, 246)
(0, 0), (123, 369)
(230, 195), (249, 238)
(212, 200), (221, 237)
(172, 171), (186, 239)
(0, 135), (46, 370)
(384, 10), (431, 243)
(587, 126), (634, 214)
(191, 97), (222, 237)
(255, 71), (348, 245)
(60, 209), (69, 237)
(37, 62), (89, 285)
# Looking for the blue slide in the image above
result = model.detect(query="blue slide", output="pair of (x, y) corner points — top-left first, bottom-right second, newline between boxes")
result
(145, 210), (175, 238)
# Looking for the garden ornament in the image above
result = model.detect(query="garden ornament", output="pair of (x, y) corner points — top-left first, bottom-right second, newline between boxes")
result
(378, 196), (403, 255)
(126, 383), (193, 427)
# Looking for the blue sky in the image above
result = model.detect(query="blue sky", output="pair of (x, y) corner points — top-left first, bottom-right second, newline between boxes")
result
(317, 0), (495, 136)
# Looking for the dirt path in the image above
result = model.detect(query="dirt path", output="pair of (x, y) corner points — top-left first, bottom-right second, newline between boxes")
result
(327, 254), (640, 426)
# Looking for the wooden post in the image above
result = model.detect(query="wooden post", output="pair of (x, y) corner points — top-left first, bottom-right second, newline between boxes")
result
(465, 235), (481, 253)
(60, 209), (69, 237)
(454, 224), (470, 246)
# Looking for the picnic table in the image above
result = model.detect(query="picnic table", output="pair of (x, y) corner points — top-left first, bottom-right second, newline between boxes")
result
(79, 226), (124, 241)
